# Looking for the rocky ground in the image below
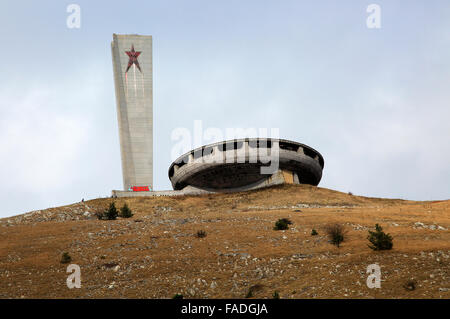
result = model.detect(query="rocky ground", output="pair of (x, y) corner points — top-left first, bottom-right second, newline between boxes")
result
(0, 184), (448, 299)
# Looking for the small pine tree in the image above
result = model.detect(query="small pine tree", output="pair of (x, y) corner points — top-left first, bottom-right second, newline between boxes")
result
(60, 252), (72, 264)
(274, 218), (292, 230)
(105, 202), (118, 220)
(272, 291), (280, 299)
(119, 203), (133, 218)
(311, 229), (318, 236)
(367, 224), (393, 251)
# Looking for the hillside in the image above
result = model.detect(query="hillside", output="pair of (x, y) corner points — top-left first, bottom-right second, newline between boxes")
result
(0, 184), (449, 299)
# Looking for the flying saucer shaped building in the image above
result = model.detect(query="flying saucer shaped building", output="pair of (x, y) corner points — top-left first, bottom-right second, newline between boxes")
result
(168, 138), (324, 193)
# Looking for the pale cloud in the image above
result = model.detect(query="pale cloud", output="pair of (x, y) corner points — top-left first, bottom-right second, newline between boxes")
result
(0, 68), (122, 216)
(0, 89), (88, 189)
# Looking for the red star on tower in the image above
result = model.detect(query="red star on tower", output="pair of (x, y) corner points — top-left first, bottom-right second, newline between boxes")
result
(125, 44), (142, 73)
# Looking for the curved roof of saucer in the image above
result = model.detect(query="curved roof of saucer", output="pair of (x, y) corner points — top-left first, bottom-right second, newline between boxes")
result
(168, 138), (324, 191)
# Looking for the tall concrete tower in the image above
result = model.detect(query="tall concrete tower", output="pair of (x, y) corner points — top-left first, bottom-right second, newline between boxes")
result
(111, 34), (153, 191)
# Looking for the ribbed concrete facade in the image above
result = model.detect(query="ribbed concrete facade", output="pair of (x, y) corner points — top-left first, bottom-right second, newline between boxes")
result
(168, 138), (324, 192)
(111, 34), (153, 191)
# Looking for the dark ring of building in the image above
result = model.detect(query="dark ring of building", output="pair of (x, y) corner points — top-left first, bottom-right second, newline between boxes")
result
(168, 138), (324, 193)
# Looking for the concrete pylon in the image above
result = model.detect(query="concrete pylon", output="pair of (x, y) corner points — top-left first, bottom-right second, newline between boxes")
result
(111, 34), (153, 191)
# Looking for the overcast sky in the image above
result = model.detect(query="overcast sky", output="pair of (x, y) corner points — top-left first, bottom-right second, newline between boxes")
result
(0, 0), (449, 217)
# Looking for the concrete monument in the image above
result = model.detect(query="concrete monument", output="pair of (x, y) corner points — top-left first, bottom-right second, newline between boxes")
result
(110, 35), (325, 198)
(111, 34), (153, 191)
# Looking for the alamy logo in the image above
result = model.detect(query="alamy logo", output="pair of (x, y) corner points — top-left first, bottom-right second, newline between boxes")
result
(66, 4), (81, 29)
(171, 120), (281, 174)
(366, 4), (381, 29)
(66, 264), (81, 289)
(366, 264), (381, 288)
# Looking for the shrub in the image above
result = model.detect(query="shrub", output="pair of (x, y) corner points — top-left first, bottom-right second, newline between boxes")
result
(60, 252), (72, 264)
(403, 279), (416, 291)
(119, 203), (133, 218)
(325, 224), (346, 247)
(196, 230), (207, 238)
(367, 224), (393, 250)
(104, 202), (118, 220)
(272, 291), (280, 299)
(246, 284), (264, 298)
(274, 218), (292, 230)
(311, 229), (318, 236)
(348, 192), (353, 196)
(172, 294), (183, 299)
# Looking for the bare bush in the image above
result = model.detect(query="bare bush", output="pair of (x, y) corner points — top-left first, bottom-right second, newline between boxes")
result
(195, 230), (207, 238)
(325, 224), (347, 247)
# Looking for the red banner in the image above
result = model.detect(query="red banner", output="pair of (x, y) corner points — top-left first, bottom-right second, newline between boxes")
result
(131, 186), (150, 192)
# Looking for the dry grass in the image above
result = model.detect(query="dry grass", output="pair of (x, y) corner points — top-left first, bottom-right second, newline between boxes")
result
(0, 184), (448, 299)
